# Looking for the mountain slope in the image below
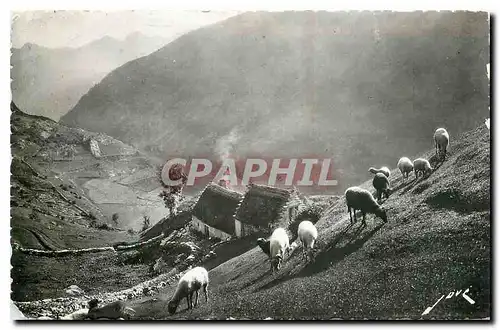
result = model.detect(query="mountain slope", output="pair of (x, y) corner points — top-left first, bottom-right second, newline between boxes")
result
(61, 11), (490, 193)
(128, 123), (490, 320)
(11, 33), (167, 120)
(11, 102), (167, 232)
(10, 101), (174, 301)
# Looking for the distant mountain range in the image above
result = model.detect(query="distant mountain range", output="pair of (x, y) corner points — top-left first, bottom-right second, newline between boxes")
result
(11, 32), (168, 120)
(60, 11), (490, 193)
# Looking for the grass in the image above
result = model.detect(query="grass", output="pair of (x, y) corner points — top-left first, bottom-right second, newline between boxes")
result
(11, 251), (151, 302)
(127, 125), (490, 320)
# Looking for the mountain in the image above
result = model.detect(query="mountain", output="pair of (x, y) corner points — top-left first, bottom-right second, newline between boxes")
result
(10, 102), (167, 236)
(10, 101), (174, 301)
(61, 11), (490, 194)
(10, 32), (168, 120)
(129, 122), (490, 320)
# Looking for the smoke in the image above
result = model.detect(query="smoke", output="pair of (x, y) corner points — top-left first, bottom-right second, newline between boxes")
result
(215, 127), (240, 161)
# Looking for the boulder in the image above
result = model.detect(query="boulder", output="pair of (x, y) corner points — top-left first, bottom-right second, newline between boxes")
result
(65, 285), (85, 296)
(88, 139), (101, 158)
(60, 308), (89, 320)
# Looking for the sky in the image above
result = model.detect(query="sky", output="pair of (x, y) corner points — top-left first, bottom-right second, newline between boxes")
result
(11, 10), (241, 48)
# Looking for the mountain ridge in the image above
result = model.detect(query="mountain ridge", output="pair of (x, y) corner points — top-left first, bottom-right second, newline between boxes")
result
(61, 11), (489, 194)
(11, 32), (169, 120)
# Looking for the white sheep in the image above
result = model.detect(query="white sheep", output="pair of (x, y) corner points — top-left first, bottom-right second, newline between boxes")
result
(86, 299), (135, 320)
(297, 221), (318, 262)
(168, 266), (209, 315)
(345, 186), (387, 225)
(372, 172), (391, 203)
(368, 166), (390, 178)
(397, 157), (414, 182)
(434, 128), (450, 160)
(269, 228), (290, 273)
(413, 158), (433, 179)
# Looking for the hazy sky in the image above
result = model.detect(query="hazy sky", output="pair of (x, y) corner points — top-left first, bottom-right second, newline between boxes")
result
(11, 10), (241, 48)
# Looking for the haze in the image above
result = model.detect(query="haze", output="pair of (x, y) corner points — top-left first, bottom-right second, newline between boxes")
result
(11, 10), (241, 49)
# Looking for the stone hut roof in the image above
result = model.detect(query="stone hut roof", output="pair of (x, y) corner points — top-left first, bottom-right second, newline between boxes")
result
(192, 183), (243, 235)
(233, 183), (292, 228)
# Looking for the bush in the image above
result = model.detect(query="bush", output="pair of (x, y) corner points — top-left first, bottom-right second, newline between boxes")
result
(288, 202), (330, 241)
(112, 213), (119, 225)
(295, 202), (328, 224)
(142, 215), (151, 232)
(97, 223), (112, 230)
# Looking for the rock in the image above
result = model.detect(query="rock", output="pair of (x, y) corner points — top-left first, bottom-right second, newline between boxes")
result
(88, 139), (102, 158)
(152, 257), (168, 275)
(37, 316), (53, 320)
(65, 285), (85, 296)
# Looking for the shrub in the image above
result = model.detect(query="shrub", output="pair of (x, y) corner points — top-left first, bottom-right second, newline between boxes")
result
(112, 213), (119, 225)
(142, 215), (151, 232)
(288, 201), (329, 241)
(296, 203), (328, 223)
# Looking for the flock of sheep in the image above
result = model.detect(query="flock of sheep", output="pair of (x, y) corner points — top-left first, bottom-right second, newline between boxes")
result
(164, 219), (320, 316)
(346, 127), (449, 225)
(83, 128), (450, 319)
(162, 127), (451, 316)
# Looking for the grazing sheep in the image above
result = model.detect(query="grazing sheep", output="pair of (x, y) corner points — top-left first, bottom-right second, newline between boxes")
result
(269, 228), (290, 273)
(434, 128), (450, 160)
(368, 166), (391, 178)
(372, 173), (391, 203)
(297, 221), (318, 262)
(397, 157), (414, 182)
(345, 187), (387, 225)
(413, 158), (433, 179)
(257, 238), (271, 258)
(168, 266), (209, 315)
(86, 299), (135, 320)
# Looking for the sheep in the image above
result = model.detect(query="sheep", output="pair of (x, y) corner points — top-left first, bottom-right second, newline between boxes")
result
(372, 172), (391, 203)
(297, 221), (318, 262)
(434, 128), (450, 160)
(368, 166), (391, 178)
(168, 266), (209, 315)
(345, 186), (387, 225)
(397, 157), (414, 182)
(413, 158), (433, 179)
(269, 228), (290, 273)
(257, 238), (271, 258)
(86, 299), (135, 320)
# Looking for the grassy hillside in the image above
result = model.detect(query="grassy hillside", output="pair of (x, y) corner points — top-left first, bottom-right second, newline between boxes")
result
(128, 124), (490, 320)
(11, 33), (167, 120)
(62, 11), (489, 194)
